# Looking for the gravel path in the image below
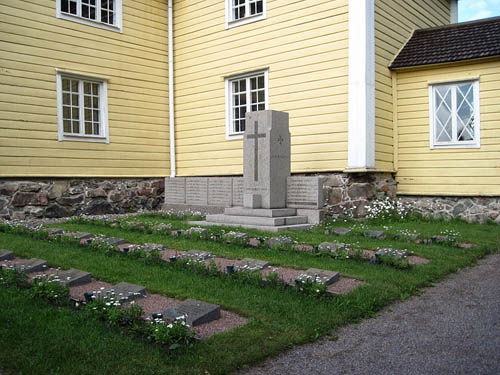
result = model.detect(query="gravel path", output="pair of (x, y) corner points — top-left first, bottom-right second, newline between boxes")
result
(241, 253), (500, 375)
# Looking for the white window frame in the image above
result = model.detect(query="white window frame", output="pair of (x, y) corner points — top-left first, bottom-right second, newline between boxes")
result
(225, 69), (269, 140)
(225, 0), (267, 29)
(428, 79), (481, 149)
(56, 0), (123, 33)
(56, 71), (110, 143)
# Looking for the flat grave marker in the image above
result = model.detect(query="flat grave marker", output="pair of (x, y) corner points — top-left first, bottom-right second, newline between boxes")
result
(14, 258), (47, 274)
(235, 258), (270, 272)
(57, 269), (92, 287)
(0, 249), (14, 261)
(179, 250), (214, 262)
(163, 299), (221, 327)
(108, 282), (146, 301)
(302, 268), (340, 285)
(100, 237), (127, 246)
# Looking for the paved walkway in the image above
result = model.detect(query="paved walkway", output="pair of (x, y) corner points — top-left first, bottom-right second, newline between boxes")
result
(242, 253), (500, 375)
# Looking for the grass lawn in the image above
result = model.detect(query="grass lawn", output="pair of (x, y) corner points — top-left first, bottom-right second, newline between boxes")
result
(0, 215), (499, 375)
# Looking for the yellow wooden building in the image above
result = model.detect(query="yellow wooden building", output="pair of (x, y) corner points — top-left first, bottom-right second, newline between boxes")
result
(0, 0), (498, 220)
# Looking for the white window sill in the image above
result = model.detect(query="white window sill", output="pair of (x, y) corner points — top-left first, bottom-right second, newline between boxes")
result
(59, 134), (109, 143)
(226, 133), (244, 141)
(430, 142), (480, 149)
(58, 13), (122, 33)
(226, 13), (266, 29)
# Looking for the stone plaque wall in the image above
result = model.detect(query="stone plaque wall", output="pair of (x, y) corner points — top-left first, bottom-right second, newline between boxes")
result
(232, 178), (244, 206)
(165, 177), (186, 204)
(286, 177), (324, 209)
(208, 178), (232, 207)
(186, 178), (208, 205)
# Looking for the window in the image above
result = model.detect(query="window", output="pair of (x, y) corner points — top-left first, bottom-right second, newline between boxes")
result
(56, 72), (109, 143)
(57, 0), (122, 32)
(226, 0), (266, 28)
(429, 80), (480, 149)
(226, 70), (268, 138)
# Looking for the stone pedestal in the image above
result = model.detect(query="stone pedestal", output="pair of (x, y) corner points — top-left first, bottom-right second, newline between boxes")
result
(243, 111), (290, 209)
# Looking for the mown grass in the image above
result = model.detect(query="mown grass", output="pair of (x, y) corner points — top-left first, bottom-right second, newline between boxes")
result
(0, 216), (499, 375)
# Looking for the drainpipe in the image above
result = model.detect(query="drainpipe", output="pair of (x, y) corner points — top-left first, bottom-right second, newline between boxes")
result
(168, 0), (176, 177)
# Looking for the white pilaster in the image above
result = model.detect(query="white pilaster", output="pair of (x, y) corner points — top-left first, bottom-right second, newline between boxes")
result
(347, 0), (375, 170)
(450, 0), (458, 23)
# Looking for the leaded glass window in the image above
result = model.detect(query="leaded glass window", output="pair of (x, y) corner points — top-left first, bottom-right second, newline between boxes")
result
(430, 81), (480, 148)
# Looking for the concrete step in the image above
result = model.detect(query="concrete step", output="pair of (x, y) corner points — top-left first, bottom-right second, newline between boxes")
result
(224, 207), (297, 217)
(189, 220), (313, 232)
(206, 214), (308, 226)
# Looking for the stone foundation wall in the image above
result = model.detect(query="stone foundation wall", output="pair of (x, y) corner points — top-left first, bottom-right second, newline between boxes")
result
(322, 172), (397, 218)
(0, 178), (165, 220)
(398, 196), (500, 224)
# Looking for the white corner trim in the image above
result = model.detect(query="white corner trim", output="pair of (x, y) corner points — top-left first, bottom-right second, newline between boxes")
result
(225, 0), (267, 29)
(347, 0), (375, 169)
(168, 0), (176, 177)
(450, 0), (458, 23)
(56, 0), (123, 33)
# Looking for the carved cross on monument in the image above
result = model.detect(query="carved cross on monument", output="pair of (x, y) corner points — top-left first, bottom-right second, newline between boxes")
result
(243, 110), (291, 209)
(246, 121), (266, 182)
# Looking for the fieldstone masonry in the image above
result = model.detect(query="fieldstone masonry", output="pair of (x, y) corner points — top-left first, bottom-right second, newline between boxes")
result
(0, 178), (164, 220)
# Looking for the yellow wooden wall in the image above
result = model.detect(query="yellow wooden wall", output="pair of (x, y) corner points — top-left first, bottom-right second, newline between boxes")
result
(0, 0), (170, 177)
(374, 0), (450, 171)
(173, 0), (349, 176)
(395, 60), (500, 196)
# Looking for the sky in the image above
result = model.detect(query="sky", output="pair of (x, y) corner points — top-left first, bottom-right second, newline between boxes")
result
(459, 0), (500, 22)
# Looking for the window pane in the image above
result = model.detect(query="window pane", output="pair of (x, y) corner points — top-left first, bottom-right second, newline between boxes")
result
(251, 91), (257, 104)
(93, 96), (99, 108)
(62, 78), (70, 91)
(258, 75), (264, 88)
(72, 121), (80, 133)
(84, 96), (91, 107)
(257, 0), (263, 13)
(84, 83), (91, 95)
(63, 93), (71, 105)
(258, 103), (265, 111)
(63, 106), (71, 119)
(85, 122), (93, 134)
(258, 90), (265, 103)
(85, 109), (92, 121)
(93, 110), (99, 122)
(250, 77), (256, 90)
(92, 84), (99, 95)
(240, 119), (246, 132)
(457, 84), (475, 142)
(61, 0), (69, 13)
(72, 94), (79, 106)
(72, 107), (80, 120)
(71, 80), (79, 92)
(63, 120), (72, 133)
(93, 123), (100, 135)
(69, 0), (77, 14)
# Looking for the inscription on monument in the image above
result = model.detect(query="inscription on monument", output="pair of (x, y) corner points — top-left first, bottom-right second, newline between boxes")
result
(186, 178), (208, 205)
(287, 177), (324, 209)
(165, 177), (186, 204)
(232, 178), (244, 206)
(208, 178), (232, 207)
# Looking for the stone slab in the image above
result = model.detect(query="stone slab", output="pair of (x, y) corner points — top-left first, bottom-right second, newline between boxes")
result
(208, 178), (232, 207)
(62, 232), (94, 240)
(365, 230), (387, 239)
(0, 249), (15, 261)
(243, 110), (290, 209)
(163, 299), (220, 327)
(302, 268), (340, 285)
(188, 220), (312, 232)
(100, 237), (126, 246)
(296, 209), (324, 225)
(57, 269), (92, 287)
(107, 282), (146, 301)
(179, 250), (214, 261)
(232, 178), (244, 206)
(332, 227), (353, 236)
(14, 258), (47, 274)
(186, 177), (208, 206)
(165, 177), (186, 204)
(287, 176), (324, 209)
(375, 248), (408, 260)
(318, 242), (346, 253)
(235, 258), (270, 272)
(224, 207), (297, 217)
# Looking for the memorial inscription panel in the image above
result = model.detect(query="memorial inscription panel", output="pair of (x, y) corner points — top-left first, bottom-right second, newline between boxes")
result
(165, 177), (186, 204)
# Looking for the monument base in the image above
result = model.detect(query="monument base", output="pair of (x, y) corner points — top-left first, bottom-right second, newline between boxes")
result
(188, 207), (314, 232)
